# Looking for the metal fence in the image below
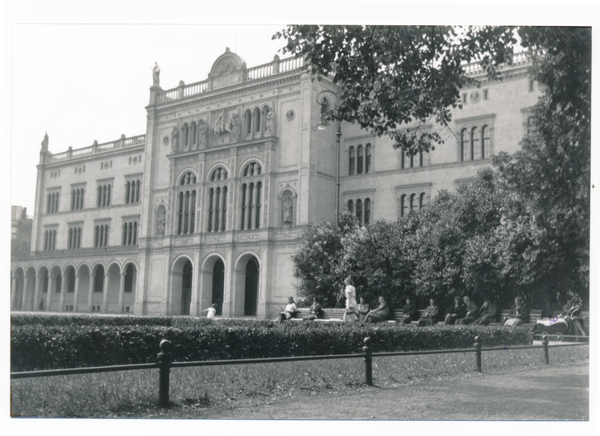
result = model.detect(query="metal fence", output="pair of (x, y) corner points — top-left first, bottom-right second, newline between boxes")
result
(10, 335), (588, 408)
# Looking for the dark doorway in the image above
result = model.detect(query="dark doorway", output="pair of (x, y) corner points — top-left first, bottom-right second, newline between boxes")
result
(212, 259), (224, 315)
(244, 259), (259, 316)
(181, 260), (193, 315)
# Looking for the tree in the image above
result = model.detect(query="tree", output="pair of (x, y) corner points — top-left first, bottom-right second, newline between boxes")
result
(274, 25), (517, 154)
(292, 211), (358, 306)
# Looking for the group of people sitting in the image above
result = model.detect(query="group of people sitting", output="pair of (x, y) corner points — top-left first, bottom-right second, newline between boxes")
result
(278, 284), (586, 337)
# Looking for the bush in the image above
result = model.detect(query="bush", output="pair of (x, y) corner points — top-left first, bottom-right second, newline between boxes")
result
(11, 315), (531, 372)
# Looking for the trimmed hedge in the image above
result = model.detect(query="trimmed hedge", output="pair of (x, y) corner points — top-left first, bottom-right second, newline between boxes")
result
(11, 315), (532, 372)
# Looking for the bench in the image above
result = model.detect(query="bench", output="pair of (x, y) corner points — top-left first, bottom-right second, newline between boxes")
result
(290, 308), (345, 322)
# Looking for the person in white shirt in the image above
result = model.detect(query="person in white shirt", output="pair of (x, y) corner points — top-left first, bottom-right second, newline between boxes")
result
(203, 304), (217, 319)
(279, 297), (297, 322)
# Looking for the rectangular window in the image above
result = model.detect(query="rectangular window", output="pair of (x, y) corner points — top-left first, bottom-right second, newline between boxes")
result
(71, 187), (85, 211)
(483, 89), (489, 100)
(67, 226), (82, 250)
(122, 220), (139, 246)
(97, 183), (112, 207)
(94, 223), (109, 248)
(125, 179), (141, 204)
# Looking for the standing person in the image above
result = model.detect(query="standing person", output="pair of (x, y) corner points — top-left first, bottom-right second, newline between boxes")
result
(473, 297), (498, 325)
(444, 296), (466, 325)
(202, 304), (217, 319)
(457, 296), (479, 325)
(279, 297), (297, 322)
(357, 297), (370, 322)
(343, 306), (359, 323)
(401, 296), (419, 325)
(505, 296), (530, 326)
(344, 277), (357, 311)
(417, 298), (440, 326)
(364, 296), (390, 323)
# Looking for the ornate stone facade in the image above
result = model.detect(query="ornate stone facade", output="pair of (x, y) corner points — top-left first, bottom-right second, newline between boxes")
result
(11, 49), (540, 319)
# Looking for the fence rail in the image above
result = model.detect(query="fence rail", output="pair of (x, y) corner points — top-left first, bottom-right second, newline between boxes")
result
(11, 335), (588, 408)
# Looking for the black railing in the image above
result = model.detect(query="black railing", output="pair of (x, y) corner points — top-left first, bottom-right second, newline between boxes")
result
(10, 335), (588, 408)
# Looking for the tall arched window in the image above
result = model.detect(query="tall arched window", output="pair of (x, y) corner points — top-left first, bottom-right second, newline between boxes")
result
(419, 151), (424, 167)
(240, 162), (263, 230)
(208, 167), (229, 232)
(470, 127), (478, 160)
(357, 145), (364, 174)
(419, 192), (426, 209)
(481, 125), (490, 159)
(177, 171), (197, 235)
(182, 124), (189, 147)
(190, 122), (197, 147)
(364, 198), (371, 225)
(244, 109), (252, 135)
(253, 107), (261, 134)
(347, 200), (354, 214)
(355, 199), (363, 224)
(460, 128), (469, 162)
(349, 147), (355, 175)
(409, 193), (416, 213)
(365, 144), (372, 173)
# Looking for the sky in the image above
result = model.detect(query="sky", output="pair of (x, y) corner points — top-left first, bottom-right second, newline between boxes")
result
(3, 1), (600, 435)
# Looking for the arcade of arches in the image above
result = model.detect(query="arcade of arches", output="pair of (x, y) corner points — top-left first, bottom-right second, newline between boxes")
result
(11, 253), (263, 318)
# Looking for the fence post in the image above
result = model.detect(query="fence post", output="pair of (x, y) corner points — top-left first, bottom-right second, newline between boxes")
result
(542, 334), (550, 364)
(363, 337), (373, 386)
(474, 336), (482, 372)
(157, 339), (172, 408)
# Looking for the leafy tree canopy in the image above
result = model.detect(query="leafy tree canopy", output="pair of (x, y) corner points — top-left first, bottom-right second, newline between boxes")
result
(273, 25), (517, 154)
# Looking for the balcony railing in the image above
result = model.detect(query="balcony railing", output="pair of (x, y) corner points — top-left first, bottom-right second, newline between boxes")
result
(47, 134), (145, 164)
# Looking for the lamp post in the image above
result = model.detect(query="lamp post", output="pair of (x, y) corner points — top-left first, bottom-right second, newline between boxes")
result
(316, 90), (342, 229)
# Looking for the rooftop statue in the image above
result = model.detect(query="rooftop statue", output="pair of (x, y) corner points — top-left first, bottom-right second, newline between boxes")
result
(152, 62), (160, 86)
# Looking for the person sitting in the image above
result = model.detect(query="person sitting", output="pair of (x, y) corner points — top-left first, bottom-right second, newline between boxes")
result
(279, 297), (297, 322)
(308, 297), (323, 320)
(343, 305), (359, 323)
(357, 297), (370, 322)
(401, 296), (419, 325)
(505, 296), (530, 326)
(472, 297), (498, 325)
(363, 296), (390, 323)
(562, 296), (586, 337)
(444, 296), (466, 325)
(417, 298), (440, 326)
(457, 296), (479, 325)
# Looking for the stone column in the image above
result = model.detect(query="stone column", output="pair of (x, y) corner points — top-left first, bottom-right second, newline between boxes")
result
(253, 182), (260, 229)
(87, 271), (95, 312)
(58, 273), (67, 312)
(21, 275), (30, 311)
(117, 272), (126, 313)
(221, 187), (228, 231)
(101, 272), (110, 313)
(222, 250), (234, 317)
(189, 251), (201, 317)
(32, 274), (41, 312)
(72, 273), (81, 312)
(11, 275), (18, 311)
(47, 275), (55, 311)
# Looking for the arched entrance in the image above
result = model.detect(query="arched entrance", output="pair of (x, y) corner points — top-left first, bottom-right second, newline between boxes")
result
(212, 259), (225, 315)
(171, 257), (193, 316)
(92, 264), (105, 313)
(244, 259), (259, 316)
(123, 263), (137, 313)
(182, 261), (193, 315)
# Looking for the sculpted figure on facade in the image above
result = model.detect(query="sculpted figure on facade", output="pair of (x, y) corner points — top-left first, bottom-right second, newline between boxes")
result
(265, 107), (275, 136)
(218, 60), (235, 76)
(156, 205), (166, 236)
(229, 113), (241, 143)
(171, 127), (179, 152)
(152, 62), (160, 86)
(214, 112), (230, 140)
(40, 132), (49, 151)
(198, 119), (208, 148)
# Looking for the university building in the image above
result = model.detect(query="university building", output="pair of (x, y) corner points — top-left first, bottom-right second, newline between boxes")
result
(10, 49), (540, 318)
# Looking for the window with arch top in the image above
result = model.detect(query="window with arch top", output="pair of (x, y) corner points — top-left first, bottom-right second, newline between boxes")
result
(208, 166), (229, 233)
(177, 171), (197, 235)
(240, 162), (263, 230)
